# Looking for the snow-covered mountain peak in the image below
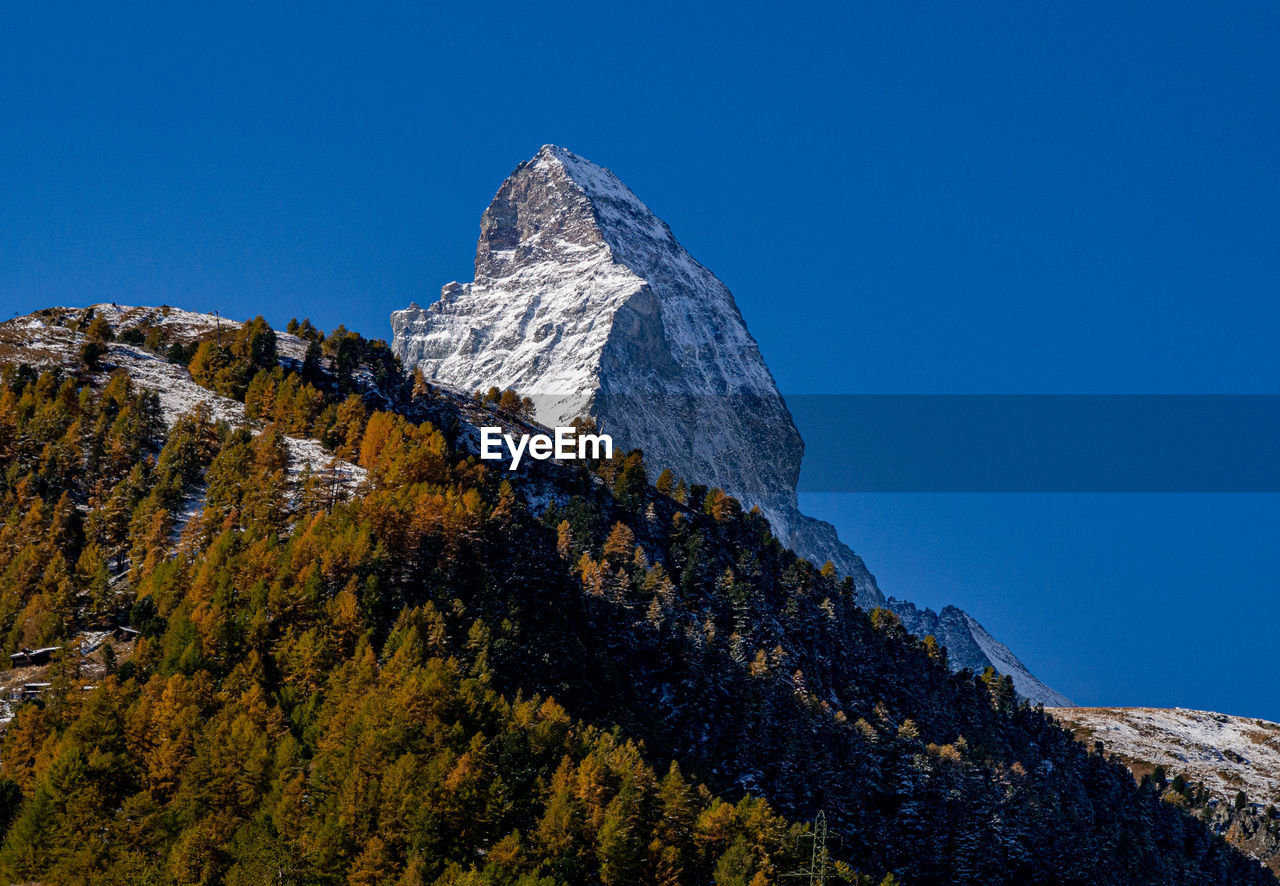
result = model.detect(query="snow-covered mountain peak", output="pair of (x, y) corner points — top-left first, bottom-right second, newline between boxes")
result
(393, 144), (789, 451)
(531, 145), (676, 250)
(533, 145), (648, 210)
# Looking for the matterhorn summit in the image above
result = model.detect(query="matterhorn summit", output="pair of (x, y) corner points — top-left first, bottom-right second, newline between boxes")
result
(392, 145), (1068, 705)
(391, 146), (880, 599)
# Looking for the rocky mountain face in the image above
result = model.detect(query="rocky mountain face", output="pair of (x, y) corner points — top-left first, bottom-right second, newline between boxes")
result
(391, 145), (1068, 706)
(894, 600), (1072, 708)
(390, 147), (857, 587)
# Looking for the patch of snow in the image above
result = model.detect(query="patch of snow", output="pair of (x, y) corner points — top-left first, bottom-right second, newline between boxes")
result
(283, 435), (366, 494)
(101, 343), (369, 501)
(104, 344), (245, 426)
(170, 482), (208, 542)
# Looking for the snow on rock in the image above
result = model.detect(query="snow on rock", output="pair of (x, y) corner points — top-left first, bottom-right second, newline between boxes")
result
(962, 611), (1073, 707)
(391, 145), (883, 604)
(1050, 706), (1280, 807)
(106, 341), (365, 494)
(107, 343), (245, 426)
(280, 434), (366, 492)
(889, 600), (1072, 707)
(170, 482), (208, 542)
(101, 343), (364, 491)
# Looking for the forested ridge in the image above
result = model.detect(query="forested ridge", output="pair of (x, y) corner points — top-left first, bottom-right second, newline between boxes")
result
(0, 306), (1271, 885)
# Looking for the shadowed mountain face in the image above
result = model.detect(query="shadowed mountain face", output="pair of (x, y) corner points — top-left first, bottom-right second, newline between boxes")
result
(392, 145), (1068, 706)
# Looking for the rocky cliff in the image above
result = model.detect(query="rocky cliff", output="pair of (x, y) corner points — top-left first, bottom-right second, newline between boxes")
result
(893, 600), (1072, 707)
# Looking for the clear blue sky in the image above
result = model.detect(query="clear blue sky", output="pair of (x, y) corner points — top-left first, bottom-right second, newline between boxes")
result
(3, 3), (1277, 717)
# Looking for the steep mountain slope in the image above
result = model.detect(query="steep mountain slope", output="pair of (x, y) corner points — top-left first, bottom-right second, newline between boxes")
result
(0, 304), (1271, 884)
(391, 145), (1067, 706)
(894, 601), (1072, 708)
(0, 312), (820, 883)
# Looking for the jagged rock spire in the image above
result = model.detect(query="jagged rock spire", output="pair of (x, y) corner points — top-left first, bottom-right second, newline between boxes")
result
(392, 145), (829, 577)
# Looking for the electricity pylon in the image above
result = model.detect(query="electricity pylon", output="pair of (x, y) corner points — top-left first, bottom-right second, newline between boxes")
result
(785, 810), (829, 885)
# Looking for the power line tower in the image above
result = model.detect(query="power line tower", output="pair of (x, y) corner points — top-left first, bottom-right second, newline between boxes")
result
(786, 810), (830, 885)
